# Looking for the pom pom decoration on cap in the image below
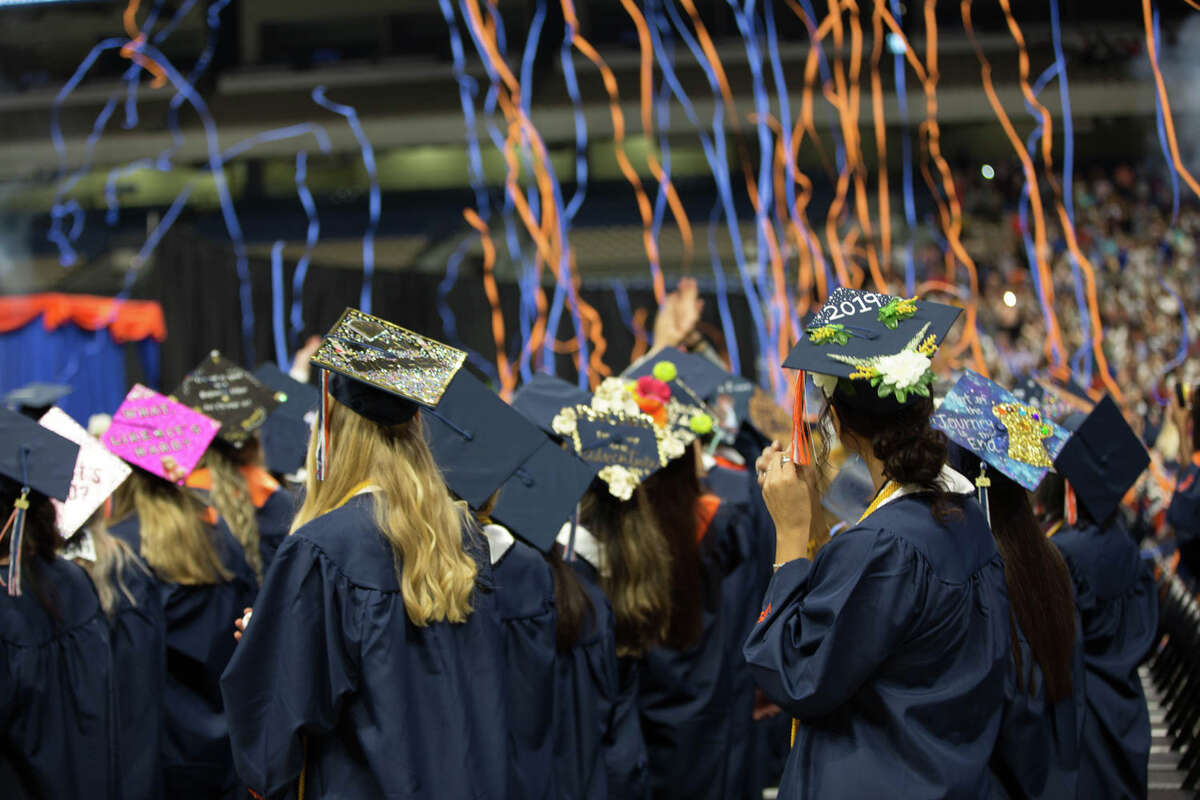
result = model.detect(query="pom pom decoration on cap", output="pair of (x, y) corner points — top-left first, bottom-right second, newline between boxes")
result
(623, 348), (723, 446)
(931, 371), (1070, 526)
(0, 408), (80, 595)
(781, 288), (962, 466)
(174, 351), (281, 446)
(1053, 395), (1149, 525)
(308, 308), (466, 480)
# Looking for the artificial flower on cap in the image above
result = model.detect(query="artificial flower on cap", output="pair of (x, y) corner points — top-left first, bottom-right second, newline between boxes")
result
(781, 288), (962, 465)
(551, 377), (674, 501)
(309, 308), (466, 479)
(103, 384), (221, 485)
(931, 371), (1070, 526)
(623, 348), (724, 443)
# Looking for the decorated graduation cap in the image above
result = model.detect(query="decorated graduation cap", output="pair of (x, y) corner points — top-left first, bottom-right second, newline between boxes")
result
(551, 378), (677, 501)
(309, 308), (466, 479)
(1053, 395), (1149, 524)
(932, 371), (1070, 525)
(253, 363), (320, 476)
(511, 373), (592, 436)
(782, 288), (962, 465)
(623, 349), (724, 444)
(4, 382), (72, 419)
(422, 370), (544, 509)
(0, 408), (80, 596)
(104, 384), (221, 484)
(174, 351), (280, 446)
(38, 408), (132, 539)
(491, 438), (597, 553)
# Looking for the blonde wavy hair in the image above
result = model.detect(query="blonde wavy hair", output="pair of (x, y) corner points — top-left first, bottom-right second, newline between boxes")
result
(109, 468), (232, 585)
(580, 485), (671, 657)
(201, 442), (264, 581)
(73, 511), (150, 619)
(291, 398), (478, 626)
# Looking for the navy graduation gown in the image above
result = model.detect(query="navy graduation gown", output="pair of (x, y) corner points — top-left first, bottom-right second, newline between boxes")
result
(109, 515), (258, 800)
(638, 499), (753, 800)
(107, 547), (168, 800)
(220, 494), (509, 799)
(0, 557), (117, 800)
(1051, 520), (1158, 800)
(988, 618), (1086, 800)
(486, 528), (559, 800)
(571, 557), (651, 799)
(745, 490), (1010, 799)
(256, 487), (296, 571)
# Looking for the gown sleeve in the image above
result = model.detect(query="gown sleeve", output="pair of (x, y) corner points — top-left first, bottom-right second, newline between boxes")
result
(606, 656), (650, 800)
(219, 534), (361, 798)
(743, 526), (919, 719)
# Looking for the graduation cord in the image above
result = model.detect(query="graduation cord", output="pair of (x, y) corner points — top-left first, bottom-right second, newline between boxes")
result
(1045, 520), (1063, 539)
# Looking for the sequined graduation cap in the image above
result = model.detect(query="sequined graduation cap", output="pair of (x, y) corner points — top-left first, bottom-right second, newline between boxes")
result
(782, 288), (962, 465)
(1053, 395), (1149, 524)
(174, 352), (281, 445)
(0, 408), (80, 596)
(309, 308), (466, 480)
(931, 371), (1070, 525)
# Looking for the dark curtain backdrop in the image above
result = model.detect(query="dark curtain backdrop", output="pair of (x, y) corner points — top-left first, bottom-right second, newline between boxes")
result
(137, 227), (768, 392)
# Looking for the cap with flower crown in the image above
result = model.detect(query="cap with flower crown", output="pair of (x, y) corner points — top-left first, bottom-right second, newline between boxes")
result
(780, 288), (961, 466)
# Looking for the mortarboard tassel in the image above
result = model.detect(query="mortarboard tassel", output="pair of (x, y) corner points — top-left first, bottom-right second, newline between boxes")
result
(3, 448), (32, 597)
(791, 371), (813, 466)
(975, 463), (992, 529)
(315, 369), (330, 481)
(1064, 481), (1078, 527)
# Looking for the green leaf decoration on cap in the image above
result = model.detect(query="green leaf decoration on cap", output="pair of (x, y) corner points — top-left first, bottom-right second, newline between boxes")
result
(806, 323), (852, 346)
(828, 322), (938, 403)
(876, 296), (917, 330)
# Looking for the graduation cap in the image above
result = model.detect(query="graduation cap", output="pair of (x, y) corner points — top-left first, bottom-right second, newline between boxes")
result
(932, 372), (1070, 524)
(103, 384), (221, 484)
(625, 349), (731, 407)
(4, 382), (72, 419)
(550, 378), (675, 501)
(253, 363), (320, 477)
(309, 308), (466, 479)
(781, 288), (962, 465)
(422, 370), (544, 509)
(0, 408), (81, 596)
(38, 407), (131, 538)
(1053, 395), (1149, 524)
(174, 352), (280, 446)
(511, 373), (592, 436)
(490, 438), (597, 553)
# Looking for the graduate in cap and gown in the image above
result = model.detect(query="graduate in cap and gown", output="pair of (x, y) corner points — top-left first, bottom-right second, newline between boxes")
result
(620, 352), (761, 800)
(3, 381), (72, 419)
(39, 407), (167, 800)
(513, 374), (652, 800)
(1038, 396), (1158, 800)
(1165, 383), (1200, 584)
(220, 309), (508, 800)
(423, 369), (567, 800)
(0, 409), (118, 800)
(103, 384), (257, 800)
(932, 372), (1086, 800)
(744, 289), (1011, 799)
(176, 353), (295, 579)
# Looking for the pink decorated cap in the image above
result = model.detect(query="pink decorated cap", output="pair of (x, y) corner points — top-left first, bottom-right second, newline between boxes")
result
(103, 384), (221, 484)
(38, 408), (133, 538)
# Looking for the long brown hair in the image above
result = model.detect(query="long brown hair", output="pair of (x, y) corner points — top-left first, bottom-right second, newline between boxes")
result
(547, 543), (594, 652)
(579, 484), (671, 658)
(0, 477), (62, 622)
(988, 472), (1077, 703)
(292, 399), (478, 626)
(72, 511), (150, 620)
(200, 439), (263, 581)
(109, 468), (232, 585)
(641, 445), (705, 650)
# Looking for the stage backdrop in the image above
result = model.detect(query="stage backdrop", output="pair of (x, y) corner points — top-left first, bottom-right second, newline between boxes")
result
(0, 294), (166, 424)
